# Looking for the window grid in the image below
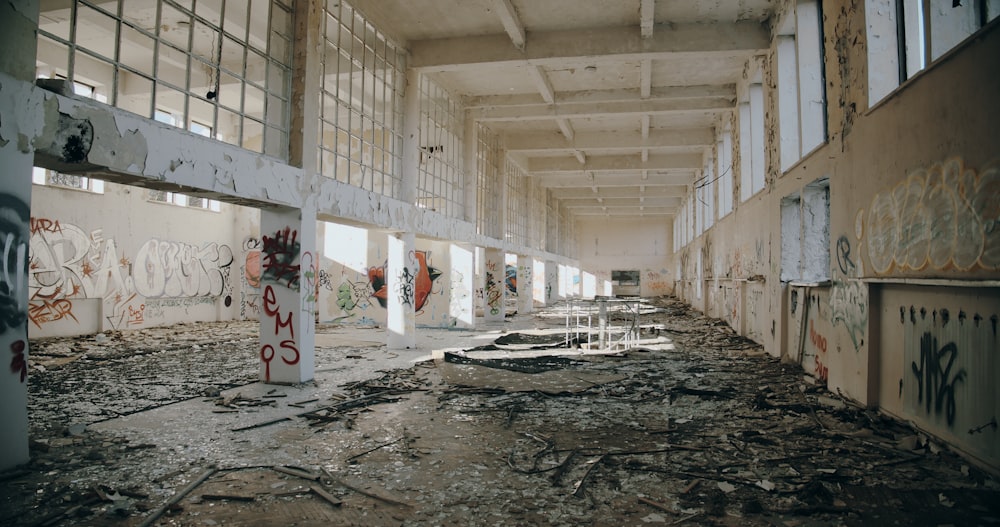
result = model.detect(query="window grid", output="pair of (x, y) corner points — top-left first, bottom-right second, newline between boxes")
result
(529, 179), (546, 251)
(476, 124), (504, 238)
(416, 76), (464, 217)
(717, 125), (734, 218)
(36, 0), (293, 157)
(318, 0), (404, 199)
(546, 193), (560, 254)
(505, 158), (528, 246)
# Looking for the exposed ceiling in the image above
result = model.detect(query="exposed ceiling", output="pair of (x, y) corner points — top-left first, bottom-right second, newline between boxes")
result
(353, 0), (778, 219)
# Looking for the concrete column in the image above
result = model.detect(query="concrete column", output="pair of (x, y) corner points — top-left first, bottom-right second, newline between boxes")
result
(0, 0), (39, 471)
(545, 261), (559, 303)
(484, 248), (506, 322)
(449, 243), (475, 329)
(532, 259), (546, 307)
(516, 255), (534, 314)
(387, 233), (418, 349)
(289, 0), (323, 173)
(259, 206), (317, 384)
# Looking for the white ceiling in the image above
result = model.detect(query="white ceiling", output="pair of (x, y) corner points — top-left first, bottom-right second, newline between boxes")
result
(351, 0), (778, 218)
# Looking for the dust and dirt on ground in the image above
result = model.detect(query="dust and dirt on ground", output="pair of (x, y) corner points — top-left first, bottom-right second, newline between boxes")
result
(2, 297), (998, 526)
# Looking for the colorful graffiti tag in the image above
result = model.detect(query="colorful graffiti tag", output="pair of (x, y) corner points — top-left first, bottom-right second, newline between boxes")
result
(367, 251), (441, 312)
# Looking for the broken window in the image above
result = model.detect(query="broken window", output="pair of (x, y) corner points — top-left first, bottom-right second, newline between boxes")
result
(477, 124), (505, 239)
(32, 168), (105, 194)
(780, 178), (830, 283)
(505, 159), (529, 246)
(36, 0), (294, 157)
(867, 0), (1000, 105)
(716, 123), (734, 219)
(738, 65), (766, 203)
(416, 76), (465, 219)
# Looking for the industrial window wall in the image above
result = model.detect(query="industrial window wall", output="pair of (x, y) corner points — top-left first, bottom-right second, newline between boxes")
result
(36, 0), (294, 157)
(318, 0), (404, 198)
(476, 124), (504, 239)
(528, 178), (546, 251)
(505, 159), (529, 247)
(416, 76), (464, 218)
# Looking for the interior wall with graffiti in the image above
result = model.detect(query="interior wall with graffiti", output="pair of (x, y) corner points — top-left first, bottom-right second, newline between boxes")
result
(318, 223), (459, 328)
(27, 182), (258, 337)
(876, 286), (999, 467)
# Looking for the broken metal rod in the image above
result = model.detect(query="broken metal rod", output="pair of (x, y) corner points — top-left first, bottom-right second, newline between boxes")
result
(345, 437), (404, 462)
(231, 416), (292, 432)
(137, 467), (218, 527)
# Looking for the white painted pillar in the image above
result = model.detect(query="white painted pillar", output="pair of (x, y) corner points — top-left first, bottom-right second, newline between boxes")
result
(545, 261), (560, 302)
(532, 259), (546, 307)
(0, 0), (39, 471)
(484, 248), (506, 322)
(387, 233), (417, 349)
(449, 243), (475, 329)
(259, 206), (316, 384)
(516, 255), (534, 314)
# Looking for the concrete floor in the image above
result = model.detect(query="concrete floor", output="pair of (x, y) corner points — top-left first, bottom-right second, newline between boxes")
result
(3, 298), (999, 526)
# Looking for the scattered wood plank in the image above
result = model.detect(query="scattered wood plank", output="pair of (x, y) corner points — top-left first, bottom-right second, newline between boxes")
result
(638, 496), (676, 514)
(201, 493), (255, 502)
(137, 467), (217, 527)
(571, 455), (605, 497)
(310, 486), (343, 508)
(273, 466), (321, 482)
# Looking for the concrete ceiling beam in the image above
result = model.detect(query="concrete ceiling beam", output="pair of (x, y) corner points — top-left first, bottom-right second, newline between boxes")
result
(540, 172), (693, 187)
(470, 96), (731, 121)
(492, 0), (526, 49)
(464, 85), (736, 108)
(503, 128), (714, 152)
(409, 22), (770, 71)
(528, 153), (702, 173)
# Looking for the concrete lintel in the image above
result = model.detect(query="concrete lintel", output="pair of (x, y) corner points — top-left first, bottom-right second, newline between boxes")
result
(409, 22), (771, 71)
(464, 84), (737, 108)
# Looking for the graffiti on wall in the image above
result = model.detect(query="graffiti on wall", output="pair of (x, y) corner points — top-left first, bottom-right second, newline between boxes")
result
(506, 264), (517, 295)
(450, 269), (471, 322)
(259, 284), (299, 383)
(1, 193), (30, 383)
(261, 227), (301, 291)
(911, 331), (966, 427)
(485, 271), (502, 316)
(866, 158), (1000, 275)
(133, 239), (234, 301)
(240, 237), (262, 319)
(830, 235), (867, 351)
(809, 318), (830, 382)
(367, 251), (441, 313)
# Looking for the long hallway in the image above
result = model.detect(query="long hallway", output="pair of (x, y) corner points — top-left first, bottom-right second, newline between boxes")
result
(4, 298), (997, 526)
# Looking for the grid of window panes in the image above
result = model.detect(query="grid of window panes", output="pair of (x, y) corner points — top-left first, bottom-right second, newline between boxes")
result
(36, 0), (293, 157)
(416, 75), (464, 217)
(319, 0), (404, 198)
(559, 206), (576, 257)
(476, 124), (504, 239)
(528, 179), (546, 251)
(546, 194), (560, 254)
(505, 159), (528, 246)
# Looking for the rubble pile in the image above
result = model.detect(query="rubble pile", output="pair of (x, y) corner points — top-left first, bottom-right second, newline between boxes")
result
(1, 297), (997, 526)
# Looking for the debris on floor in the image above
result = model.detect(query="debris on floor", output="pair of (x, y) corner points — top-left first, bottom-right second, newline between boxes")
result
(2, 297), (998, 526)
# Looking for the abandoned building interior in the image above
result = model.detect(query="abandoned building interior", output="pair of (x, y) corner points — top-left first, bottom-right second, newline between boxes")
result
(1, 0), (999, 524)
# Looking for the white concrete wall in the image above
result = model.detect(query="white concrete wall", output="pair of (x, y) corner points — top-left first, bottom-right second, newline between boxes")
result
(27, 181), (257, 337)
(575, 217), (674, 297)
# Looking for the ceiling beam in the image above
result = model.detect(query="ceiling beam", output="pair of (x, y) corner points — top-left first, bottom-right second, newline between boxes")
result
(556, 118), (575, 141)
(528, 65), (556, 103)
(573, 210), (676, 217)
(640, 59), (652, 98)
(470, 97), (731, 122)
(409, 22), (770, 71)
(492, 0), (526, 49)
(528, 153), (702, 173)
(541, 172), (693, 187)
(640, 0), (655, 39)
(464, 84), (736, 108)
(503, 128), (714, 152)
(562, 197), (682, 208)
(550, 187), (686, 199)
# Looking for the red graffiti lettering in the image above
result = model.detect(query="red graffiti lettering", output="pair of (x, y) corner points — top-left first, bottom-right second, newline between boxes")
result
(263, 285), (294, 338)
(28, 299), (78, 328)
(29, 217), (62, 235)
(260, 344), (275, 382)
(127, 304), (145, 325)
(280, 339), (299, 365)
(809, 320), (827, 354)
